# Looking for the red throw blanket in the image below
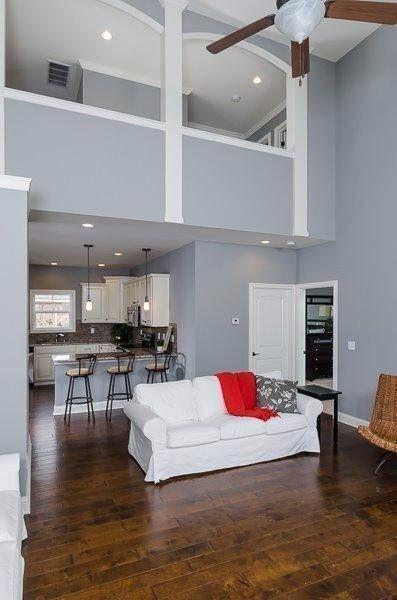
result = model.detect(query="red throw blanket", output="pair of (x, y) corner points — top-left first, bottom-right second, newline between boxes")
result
(216, 372), (278, 421)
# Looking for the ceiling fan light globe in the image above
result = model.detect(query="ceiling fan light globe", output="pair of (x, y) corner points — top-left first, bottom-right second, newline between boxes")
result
(275, 0), (325, 43)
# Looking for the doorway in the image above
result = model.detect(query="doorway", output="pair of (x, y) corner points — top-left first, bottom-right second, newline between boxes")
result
(296, 281), (338, 390)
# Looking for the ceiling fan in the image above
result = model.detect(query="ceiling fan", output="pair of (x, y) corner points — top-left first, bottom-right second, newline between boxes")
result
(207, 0), (397, 79)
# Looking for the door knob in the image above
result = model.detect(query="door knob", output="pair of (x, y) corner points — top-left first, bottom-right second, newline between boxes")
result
(252, 352), (259, 356)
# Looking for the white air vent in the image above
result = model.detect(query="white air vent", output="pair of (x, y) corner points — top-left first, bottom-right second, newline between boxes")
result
(48, 61), (70, 87)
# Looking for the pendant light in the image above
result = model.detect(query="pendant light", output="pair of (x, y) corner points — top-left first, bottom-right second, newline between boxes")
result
(84, 243), (94, 312)
(142, 248), (151, 312)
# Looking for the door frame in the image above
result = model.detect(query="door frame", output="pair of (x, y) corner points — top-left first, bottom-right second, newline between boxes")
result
(295, 280), (339, 389)
(248, 283), (296, 377)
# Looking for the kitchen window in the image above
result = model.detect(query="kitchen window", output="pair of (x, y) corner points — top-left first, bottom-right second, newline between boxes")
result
(30, 290), (76, 333)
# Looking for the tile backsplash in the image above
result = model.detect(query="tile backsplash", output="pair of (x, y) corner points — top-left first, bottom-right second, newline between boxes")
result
(29, 321), (116, 345)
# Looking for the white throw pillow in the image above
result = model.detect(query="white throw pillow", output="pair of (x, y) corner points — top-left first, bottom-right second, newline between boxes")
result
(193, 376), (227, 421)
(0, 491), (24, 543)
(134, 380), (198, 425)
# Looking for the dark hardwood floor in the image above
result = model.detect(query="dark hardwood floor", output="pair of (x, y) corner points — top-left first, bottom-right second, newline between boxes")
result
(23, 386), (397, 599)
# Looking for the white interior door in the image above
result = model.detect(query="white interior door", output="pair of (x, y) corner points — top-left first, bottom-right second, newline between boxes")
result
(249, 284), (295, 378)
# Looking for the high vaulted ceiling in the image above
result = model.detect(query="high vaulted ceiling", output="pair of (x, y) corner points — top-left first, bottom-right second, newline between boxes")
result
(189, 0), (385, 61)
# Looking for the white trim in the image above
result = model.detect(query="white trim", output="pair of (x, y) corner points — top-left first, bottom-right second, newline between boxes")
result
(53, 399), (124, 415)
(295, 280), (339, 391)
(289, 76), (308, 237)
(4, 88), (166, 131)
(187, 122), (244, 139)
(30, 289), (76, 334)
(249, 283), (296, 378)
(160, 0), (190, 10)
(98, 0), (163, 33)
(257, 131), (272, 146)
(274, 120), (287, 149)
(183, 125), (294, 158)
(0, 0), (5, 174)
(337, 412), (369, 428)
(78, 60), (193, 95)
(244, 101), (286, 140)
(0, 174), (31, 191)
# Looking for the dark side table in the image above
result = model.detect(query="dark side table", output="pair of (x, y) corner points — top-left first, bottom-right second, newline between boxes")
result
(297, 384), (342, 449)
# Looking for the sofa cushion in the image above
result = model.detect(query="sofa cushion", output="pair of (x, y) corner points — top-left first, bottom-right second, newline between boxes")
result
(0, 541), (24, 600)
(0, 492), (24, 543)
(134, 380), (198, 425)
(256, 376), (299, 414)
(167, 422), (220, 448)
(263, 413), (308, 435)
(193, 376), (227, 420)
(204, 414), (267, 440)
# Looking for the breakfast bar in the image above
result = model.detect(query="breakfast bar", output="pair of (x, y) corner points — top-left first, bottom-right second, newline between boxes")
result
(52, 349), (176, 415)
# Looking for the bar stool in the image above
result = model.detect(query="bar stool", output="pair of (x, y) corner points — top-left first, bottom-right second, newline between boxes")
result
(64, 354), (97, 425)
(145, 351), (172, 383)
(106, 353), (135, 422)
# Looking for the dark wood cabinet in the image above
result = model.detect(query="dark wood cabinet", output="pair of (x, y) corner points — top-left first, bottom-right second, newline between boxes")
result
(306, 334), (333, 381)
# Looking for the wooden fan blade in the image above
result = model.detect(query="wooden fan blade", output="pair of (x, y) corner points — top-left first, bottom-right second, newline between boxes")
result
(291, 39), (310, 78)
(207, 15), (275, 54)
(325, 1), (397, 24)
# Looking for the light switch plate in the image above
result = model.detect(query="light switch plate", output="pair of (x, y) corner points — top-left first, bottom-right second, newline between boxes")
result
(348, 340), (356, 351)
(90, 327), (95, 334)
(232, 317), (240, 326)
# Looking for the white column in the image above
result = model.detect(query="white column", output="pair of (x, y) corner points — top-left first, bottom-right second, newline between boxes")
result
(287, 76), (308, 237)
(0, 0), (5, 174)
(161, 0), (190, 223)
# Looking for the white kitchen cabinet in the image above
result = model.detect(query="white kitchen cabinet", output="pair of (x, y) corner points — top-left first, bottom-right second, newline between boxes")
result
(141, 274), (170, 327)
(81, 284), (107, 323)
(78, 344), (98, 353)
(98, 343), (116, 353)
(34, 344), (76, 383)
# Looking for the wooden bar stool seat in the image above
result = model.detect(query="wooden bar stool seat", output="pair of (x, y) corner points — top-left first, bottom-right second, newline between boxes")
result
(106, 353), (135, 422)
(145, 351), (172, 383)
(64, 354), (97, 425)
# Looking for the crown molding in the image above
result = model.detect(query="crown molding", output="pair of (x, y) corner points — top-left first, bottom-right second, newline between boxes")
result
(188, 122), (244, 140)
(0, 175), (32, 192)
(244, 100), (286, 140)
(159, 0), (191, 10)
(78, 60), (193, 95)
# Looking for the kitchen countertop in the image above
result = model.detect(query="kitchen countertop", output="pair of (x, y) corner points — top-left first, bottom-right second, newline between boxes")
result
(34, 341), (115, 347)
(52, 347), (162, 365)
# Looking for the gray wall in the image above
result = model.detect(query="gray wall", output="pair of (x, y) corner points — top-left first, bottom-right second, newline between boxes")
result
(248, 108), (286, 145)
(183, 135), (293, 234)
(5, 99), (165, 222)
(298, 26), (397, 422)
(81, 70), (161, 120)
(132, 244), (196, 378)
(183, 10), (336, 242)
(0, 188), (29, 494)
(194, 242), (297, 376)
(29, 265), (131, 320)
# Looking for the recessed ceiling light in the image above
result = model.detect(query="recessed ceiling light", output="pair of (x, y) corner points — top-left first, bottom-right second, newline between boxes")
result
(50, 261), (59, 266)
(82, 223), (94, 228)
(260, 240), (270, 245)
(114, 252), (123, 256)
(97, 263), (106, 267)
(101, 30), (112, 41)
(286, 240), (296, 246)
(253, 76), (262, 85)
(231, 95), (242, 103)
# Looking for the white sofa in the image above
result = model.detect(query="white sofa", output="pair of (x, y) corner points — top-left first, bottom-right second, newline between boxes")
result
(124, 376), (323, 483)
(0, 454), (26, 600)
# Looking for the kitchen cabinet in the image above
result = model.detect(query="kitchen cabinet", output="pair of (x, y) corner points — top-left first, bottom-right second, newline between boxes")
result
(81, 278), (134, 323)
(34, 345), (76, 383)
(98, 343), (116, 353)
(81, 284), (107, 323)
(141, 274), (169, 327)
(78, 344), (98, 353)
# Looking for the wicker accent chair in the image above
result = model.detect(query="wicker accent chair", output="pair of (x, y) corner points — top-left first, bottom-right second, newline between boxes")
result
(358, 374), (397, 474)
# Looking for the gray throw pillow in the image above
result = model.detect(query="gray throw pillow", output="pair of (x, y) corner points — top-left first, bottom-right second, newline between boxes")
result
(256, 376), (299, 414)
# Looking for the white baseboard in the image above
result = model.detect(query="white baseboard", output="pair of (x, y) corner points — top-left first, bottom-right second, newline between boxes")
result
(53, 400), (124, 415)
(22, 496), (30, 515)
(23, 436), (32, 515)
(322, 407), (369, 428)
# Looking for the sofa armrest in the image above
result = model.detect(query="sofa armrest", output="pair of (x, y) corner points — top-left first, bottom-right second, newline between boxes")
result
(0, 454), (20, 492)
(124, 402), (167, 444)
(297, 394), (323, 427)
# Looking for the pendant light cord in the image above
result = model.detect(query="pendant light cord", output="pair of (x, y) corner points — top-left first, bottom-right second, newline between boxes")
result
(145, 249), (148, 300)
